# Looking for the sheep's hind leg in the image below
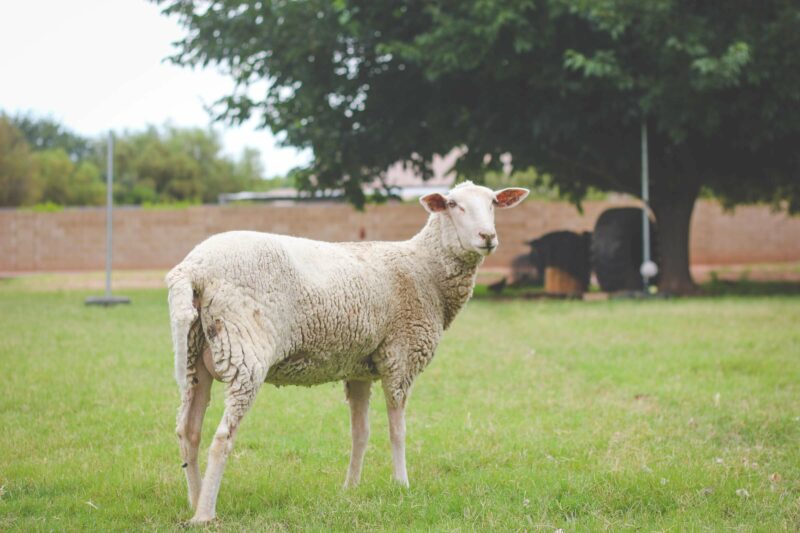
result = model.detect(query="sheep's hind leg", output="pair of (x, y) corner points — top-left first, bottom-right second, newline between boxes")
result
(343, 380), (372, 488)
(190, 367), (264, 524)
(176, 350), (213, 510)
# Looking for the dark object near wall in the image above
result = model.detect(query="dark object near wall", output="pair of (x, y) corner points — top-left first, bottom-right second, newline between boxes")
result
(488, 277), (507, 294)
(591, 207), (658, 292)
(529, 231), (592, 295)
(509, 251), (544, 287)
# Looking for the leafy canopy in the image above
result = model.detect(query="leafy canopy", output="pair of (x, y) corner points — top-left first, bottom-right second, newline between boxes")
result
(157, 0), (800, 210)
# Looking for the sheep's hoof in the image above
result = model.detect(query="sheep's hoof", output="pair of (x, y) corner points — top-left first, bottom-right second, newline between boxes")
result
(185, 514), (216, 527)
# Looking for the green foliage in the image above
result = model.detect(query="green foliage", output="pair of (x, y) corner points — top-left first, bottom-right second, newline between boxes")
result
(104, 125), (259, 204)
(141, 199), (198, 210)
(0, 113), (270, 207)
(31, 148), (106, 206)
(482, 167), (556, 197)
(0, 116), (37, 206)
(1, 283), (799, 529)
(156, 0), (799, 211)
(248, 174), (294, 192)
(28, 201), (64, 213)
(563, 49), (634, 89)
(11, 113), (92, 161)
(481, 166), (607, 203)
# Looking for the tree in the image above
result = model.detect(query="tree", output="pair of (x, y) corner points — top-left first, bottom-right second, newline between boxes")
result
(31, 148), (74, 205)
(0, 114), (104, 206)
(12, 113), (92, 161)
(0, 112), (267, 206)
(102, 125), (262, 204)
(0, 116), (38, 206)
(31, 148), (105, 206)
(164, 1), (800, 292)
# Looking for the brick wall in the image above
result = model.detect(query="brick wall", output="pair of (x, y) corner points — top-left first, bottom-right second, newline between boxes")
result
(1, 199), (798, 272)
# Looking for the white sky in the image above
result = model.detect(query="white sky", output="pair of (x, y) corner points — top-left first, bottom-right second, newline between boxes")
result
(0, 0), (311, 177)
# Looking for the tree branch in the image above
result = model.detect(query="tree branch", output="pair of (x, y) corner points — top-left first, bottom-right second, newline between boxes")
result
(544, 149), (637, 196)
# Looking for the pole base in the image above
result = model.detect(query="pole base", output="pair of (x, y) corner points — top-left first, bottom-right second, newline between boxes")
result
(85, 296), (131, 306)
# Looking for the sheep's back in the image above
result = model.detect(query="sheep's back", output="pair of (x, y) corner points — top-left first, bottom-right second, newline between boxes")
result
(183, 231), (403, 384)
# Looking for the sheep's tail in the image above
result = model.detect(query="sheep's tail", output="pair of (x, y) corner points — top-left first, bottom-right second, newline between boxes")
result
(166, 266), (198, 393)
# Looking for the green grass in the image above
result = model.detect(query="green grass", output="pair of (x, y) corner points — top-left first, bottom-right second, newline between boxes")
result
(1, 284), (799, 531)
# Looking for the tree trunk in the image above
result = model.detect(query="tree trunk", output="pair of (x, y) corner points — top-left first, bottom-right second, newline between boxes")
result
(651, 185), (700, 295)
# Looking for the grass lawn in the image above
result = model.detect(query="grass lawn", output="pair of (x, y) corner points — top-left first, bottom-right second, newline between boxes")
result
(0, 281), (799, 531)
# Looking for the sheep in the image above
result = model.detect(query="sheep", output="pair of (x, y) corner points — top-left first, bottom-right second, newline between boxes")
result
(166, 181), (529, 524)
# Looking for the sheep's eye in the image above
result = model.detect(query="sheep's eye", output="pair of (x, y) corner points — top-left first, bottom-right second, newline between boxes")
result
(447, 200), (457, 208)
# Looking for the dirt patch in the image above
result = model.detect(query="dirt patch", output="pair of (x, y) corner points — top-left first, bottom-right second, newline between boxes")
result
(1, 262), (798, 292)
(0, 270), (168, 292)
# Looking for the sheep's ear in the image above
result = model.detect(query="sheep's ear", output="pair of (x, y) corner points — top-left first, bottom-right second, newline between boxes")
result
(494, 188), (529, 209)
(420, 192), (448, 213)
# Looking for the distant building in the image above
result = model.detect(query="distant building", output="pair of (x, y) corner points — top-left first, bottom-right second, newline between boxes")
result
(218, 151), (458, 204)
(218, 188), (342, 206)
(377, 150), (458, 200)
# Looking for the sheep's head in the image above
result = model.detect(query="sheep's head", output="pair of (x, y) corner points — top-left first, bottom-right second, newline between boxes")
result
(420, 181), (529, 257)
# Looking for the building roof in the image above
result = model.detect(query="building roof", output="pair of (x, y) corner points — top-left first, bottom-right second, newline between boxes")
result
(219, 150), (460, 204)
(381, 150), (459, 189)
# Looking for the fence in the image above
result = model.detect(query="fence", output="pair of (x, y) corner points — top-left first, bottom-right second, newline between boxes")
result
(1, 199), (799, 272)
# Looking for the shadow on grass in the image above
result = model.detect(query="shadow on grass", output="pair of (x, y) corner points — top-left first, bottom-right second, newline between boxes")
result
(471, 283), (578, 301)
(473, 278), (800, 300)
(701, 278), (800, 296)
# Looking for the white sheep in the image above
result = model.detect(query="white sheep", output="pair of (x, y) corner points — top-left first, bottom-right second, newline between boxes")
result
(166, 181), (529, 524)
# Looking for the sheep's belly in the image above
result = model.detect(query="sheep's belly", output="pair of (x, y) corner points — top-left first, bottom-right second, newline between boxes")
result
(265, 352), (378, 387)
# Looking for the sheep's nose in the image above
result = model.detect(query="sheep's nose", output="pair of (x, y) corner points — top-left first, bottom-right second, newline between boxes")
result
(479, 232), (496, 243)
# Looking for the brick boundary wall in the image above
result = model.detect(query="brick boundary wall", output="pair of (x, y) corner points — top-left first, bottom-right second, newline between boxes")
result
(1, 199), (799, 272)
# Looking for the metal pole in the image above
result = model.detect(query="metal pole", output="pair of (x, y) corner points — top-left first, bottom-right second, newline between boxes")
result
(85, 131), (129, 306)
(641, 119), (651, 289)
(105, 131), (113, 298)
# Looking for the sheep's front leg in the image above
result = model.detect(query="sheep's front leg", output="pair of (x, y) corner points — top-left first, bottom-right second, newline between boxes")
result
(343, 380), (372, 488)
(176, 354), (213, 510)
(383, 387), (409, 487)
